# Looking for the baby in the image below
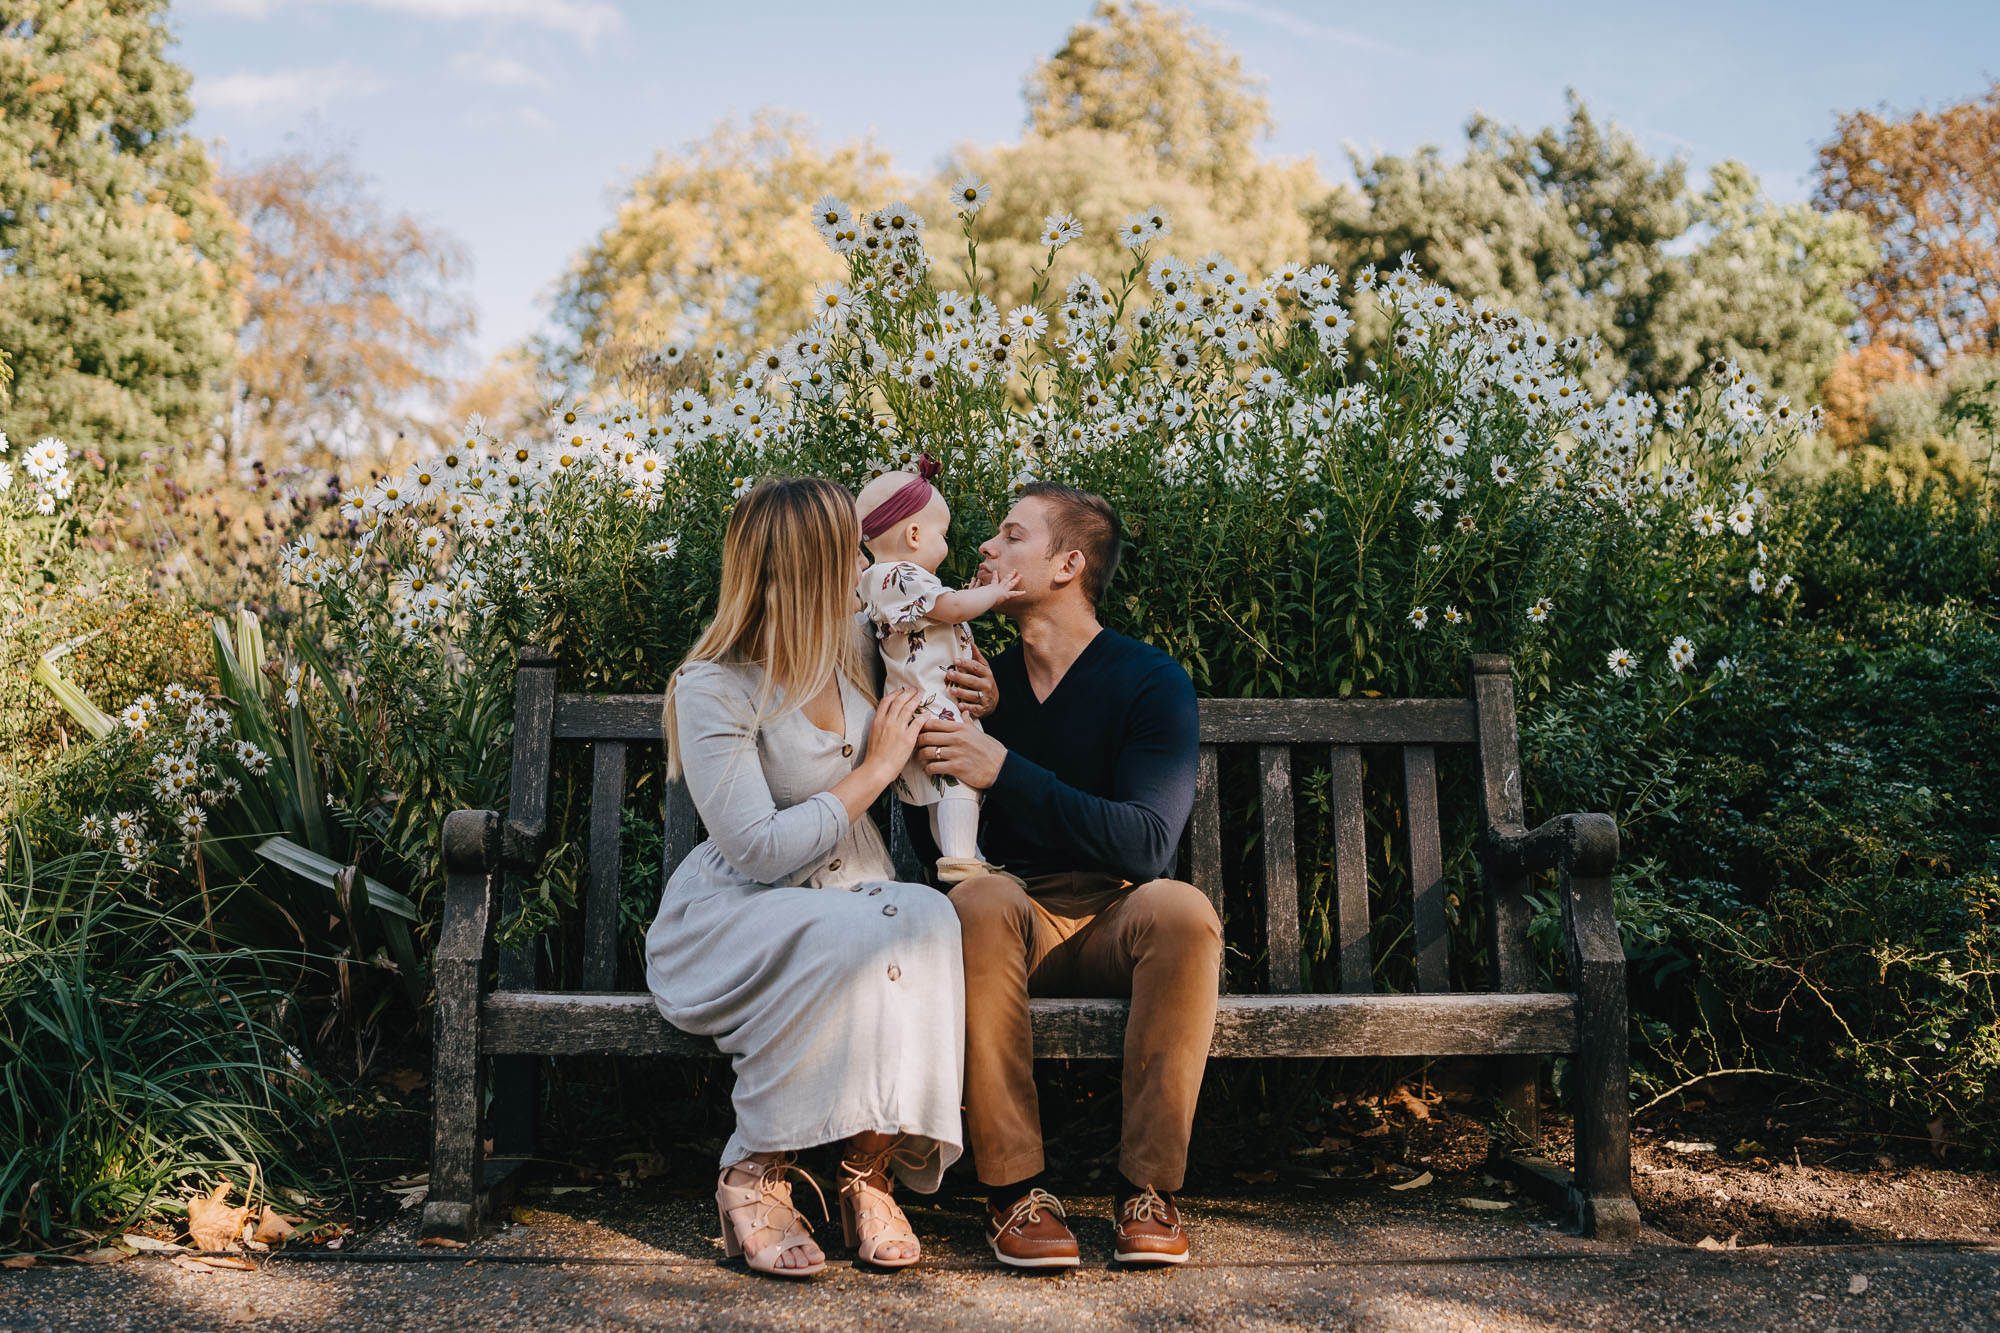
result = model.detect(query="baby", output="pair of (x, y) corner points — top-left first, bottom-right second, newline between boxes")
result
(855, 460), (1021, 884)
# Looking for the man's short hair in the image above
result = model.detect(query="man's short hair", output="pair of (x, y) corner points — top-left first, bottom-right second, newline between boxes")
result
(1020, 482), (1122, 606)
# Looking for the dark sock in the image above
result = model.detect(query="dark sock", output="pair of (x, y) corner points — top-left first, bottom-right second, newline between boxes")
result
(1116, 1173), (1147, 1207)
(987, 1172), (1048, 1211)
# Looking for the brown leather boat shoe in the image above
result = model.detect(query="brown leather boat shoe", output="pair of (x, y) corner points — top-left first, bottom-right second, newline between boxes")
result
(985, 1188), (1080, 1269)
(1113, 1186), (1189, 1265)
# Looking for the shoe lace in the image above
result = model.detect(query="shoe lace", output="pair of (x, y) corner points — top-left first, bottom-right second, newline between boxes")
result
(1002, 1187), (1067, 1228)
(1122, 1185), (1172, 1225)
(731, 1151), (828, 1226)
(839, 1135), (929, 1196)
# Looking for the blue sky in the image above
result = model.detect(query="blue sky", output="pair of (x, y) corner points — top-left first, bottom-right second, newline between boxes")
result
(171, 0), (2000, 364)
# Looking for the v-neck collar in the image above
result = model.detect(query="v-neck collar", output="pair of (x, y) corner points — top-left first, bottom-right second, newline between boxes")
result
(1025, 628), (1108, 708)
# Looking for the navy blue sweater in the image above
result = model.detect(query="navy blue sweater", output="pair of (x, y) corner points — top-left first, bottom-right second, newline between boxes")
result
(976, 629), (1200, 883)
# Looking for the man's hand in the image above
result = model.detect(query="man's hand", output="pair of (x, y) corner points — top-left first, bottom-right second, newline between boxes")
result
(917, 715), (1007, 790)
(946, 645), (998, 720)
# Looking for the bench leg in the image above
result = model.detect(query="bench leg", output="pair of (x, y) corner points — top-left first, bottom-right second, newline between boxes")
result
(420, 972), (486, 1240)
(1568, 981), (1639, 1240)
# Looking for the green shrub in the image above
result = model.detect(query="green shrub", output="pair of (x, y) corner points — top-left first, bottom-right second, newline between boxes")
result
(0, 832), (342, 1247)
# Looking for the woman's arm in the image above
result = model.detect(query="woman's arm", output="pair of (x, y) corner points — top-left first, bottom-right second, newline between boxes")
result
(676, 666), (923, 881)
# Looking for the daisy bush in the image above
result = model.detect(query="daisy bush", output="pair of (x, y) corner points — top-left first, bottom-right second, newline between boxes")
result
(276, 179), (1812, 715)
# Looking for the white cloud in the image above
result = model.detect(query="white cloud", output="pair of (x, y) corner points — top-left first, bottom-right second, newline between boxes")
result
(1195, 0), (1399, 53)
(184, 0), (623, 46)
(448, 48), (551, 89)
(196, 62), (386, 113)
(356, 0), (622, 45)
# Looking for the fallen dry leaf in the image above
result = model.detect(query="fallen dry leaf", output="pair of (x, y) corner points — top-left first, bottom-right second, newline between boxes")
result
(1387, 1085), (1434, 1121)
(171, 1254), (215, 1273)
(1695, 1235), (1727, 1251)
(200, 1255), (258, 1272)
(73, 1248), (128, 1265)
(1848, 1274), (1869, 1296)
(378, 1068), (428, 1093)
(1388, 1170), (1434, 1192)
(186, 1181), (251, 1253)
(1231, 1170), (1278, 1185)
(120, 1234), (186, 1254)
(1455, 1198), (1511, 1211)
(417, 1236), (467, 1249)
(252, 1207), (299, 1245)
(2, 1255), (37, 1269)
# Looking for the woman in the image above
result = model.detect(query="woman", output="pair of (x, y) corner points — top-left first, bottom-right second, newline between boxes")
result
(646, 477), (966, 1277)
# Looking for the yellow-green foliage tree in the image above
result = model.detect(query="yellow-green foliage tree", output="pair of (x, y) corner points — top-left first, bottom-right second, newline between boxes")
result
(550, 113), (900, 388)
(0, 0), (239, 459)
(944, 0), (1323, 311)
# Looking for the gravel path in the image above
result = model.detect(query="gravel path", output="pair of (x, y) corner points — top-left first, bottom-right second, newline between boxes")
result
(4, 1182), (1997, 1331)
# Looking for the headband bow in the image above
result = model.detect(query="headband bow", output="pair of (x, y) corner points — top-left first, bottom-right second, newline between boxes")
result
(859, 452), (941, 540)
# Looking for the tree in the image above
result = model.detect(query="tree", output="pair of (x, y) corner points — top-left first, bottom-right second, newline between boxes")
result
(219, 150), (473, 466)
(939, 127), (1320, 317)
(550, 113), (899, 384)
(1318, 98), (1872, 402)
(1817, 83), (2000, 367)
(0, 0), (239, 459)
(1024, 0), (1273, 189)
(1628, 160), (1874, 404)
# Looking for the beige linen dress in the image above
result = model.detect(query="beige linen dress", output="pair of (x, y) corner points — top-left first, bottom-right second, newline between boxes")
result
(643, 657), (965, 1190)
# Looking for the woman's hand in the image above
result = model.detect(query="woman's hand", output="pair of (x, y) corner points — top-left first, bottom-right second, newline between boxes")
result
(863, 688), (926, 781)
(945, 645), (999, 721)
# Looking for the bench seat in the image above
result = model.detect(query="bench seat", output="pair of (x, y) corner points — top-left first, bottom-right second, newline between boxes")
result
(480, 990), (1583, 1059)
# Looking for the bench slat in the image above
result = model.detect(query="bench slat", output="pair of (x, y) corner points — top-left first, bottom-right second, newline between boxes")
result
(1259, 745), (1301, 993)
(1191, 744), (1225, 993)
(1329, 746), (1371, 993)
(555, 694), (1481, 747)
(481, 991), (1579, 1059)
(1201, 697), (1476, 745)
(582, 741), (627, 991)
(1403, 745), (1451, 992)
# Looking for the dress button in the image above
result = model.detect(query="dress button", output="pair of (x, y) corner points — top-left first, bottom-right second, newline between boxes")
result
(882, 904), (898, 917)
(841, 744), (854, 757)
(867, 887), (882, 896)
(829, 858), (842, 871)
(849, 884), (864, 892)
(886, 965), (901, 981)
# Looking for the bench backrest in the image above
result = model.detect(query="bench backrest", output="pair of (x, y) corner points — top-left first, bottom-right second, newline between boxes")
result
(497, 650), (1533, 998)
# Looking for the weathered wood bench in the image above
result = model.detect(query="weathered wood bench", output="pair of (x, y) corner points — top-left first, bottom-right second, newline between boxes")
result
(422, 650), (1637, 1241)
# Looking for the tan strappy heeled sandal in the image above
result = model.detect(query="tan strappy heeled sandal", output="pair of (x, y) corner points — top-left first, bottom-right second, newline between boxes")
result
(838, 1136), (927, 1270)
(715, 1153), (827, 1278)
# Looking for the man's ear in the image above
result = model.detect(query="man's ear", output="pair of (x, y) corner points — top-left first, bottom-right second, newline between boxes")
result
(1049, 548), (1086, 590)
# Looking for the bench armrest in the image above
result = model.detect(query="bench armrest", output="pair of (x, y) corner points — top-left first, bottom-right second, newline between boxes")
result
(1476, 810), (1624, 976)
(1475, 811), (1618, 880)
(438, 809), (501, 966)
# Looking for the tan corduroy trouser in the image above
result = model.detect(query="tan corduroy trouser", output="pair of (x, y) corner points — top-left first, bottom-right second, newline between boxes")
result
(950, 871), (1223, 1192)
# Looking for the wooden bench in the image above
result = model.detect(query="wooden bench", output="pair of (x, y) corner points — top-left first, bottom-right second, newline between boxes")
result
(421, 649), (1638, 1241)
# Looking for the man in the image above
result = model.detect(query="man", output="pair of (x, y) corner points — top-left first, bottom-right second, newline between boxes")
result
(918, 482), (1221, 1269)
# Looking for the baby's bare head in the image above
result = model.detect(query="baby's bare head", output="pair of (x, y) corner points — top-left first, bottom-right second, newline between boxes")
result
(857, 471), (950, 568)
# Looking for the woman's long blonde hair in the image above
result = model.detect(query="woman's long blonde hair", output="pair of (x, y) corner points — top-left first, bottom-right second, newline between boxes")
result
(663, 477), (875, 780)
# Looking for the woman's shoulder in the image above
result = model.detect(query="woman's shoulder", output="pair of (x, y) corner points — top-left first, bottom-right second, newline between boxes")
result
(673, 657), (761, 706)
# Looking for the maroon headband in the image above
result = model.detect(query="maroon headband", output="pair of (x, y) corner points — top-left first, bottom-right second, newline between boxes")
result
(858, 452), (942, 540)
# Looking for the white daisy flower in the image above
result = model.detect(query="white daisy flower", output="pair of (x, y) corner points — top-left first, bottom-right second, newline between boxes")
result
(646, 537), (680, 561)
(1038, 211), (1082, 249)
(1526, 597), (1553, 624)
(1748, 568), (1767, 594)
(1667, 636), (1696, 673)
(949, 174), (991, 217)
(1442, 605), (1466, 626)
(1413, 498), (1443, 522)
(1728, 503), (1755, 536)
(1606, 647), (1636, 679)
(78, 814), (105, 842)
(1489, 455), (1518, 487)
(1408, 606), (1430, 630)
